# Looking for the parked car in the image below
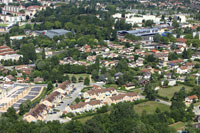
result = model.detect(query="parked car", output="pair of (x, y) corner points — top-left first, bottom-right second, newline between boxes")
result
(156, 99), (160, 102)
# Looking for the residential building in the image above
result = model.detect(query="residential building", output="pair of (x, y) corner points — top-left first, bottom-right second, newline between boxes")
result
(24, 104), (48, 122)
(41, 91), (62, 108)
(185, 95), (198, 103)
(177, 66), (190, 74)
(124, 83), (136, 90)
(83, 88), (118, 101)
(104, 92), (140, 105)
(34, 77), (44, 83)
(65, 100), (103, 114)
(161, 79), (176, 86)
(0, 45), (22, 60)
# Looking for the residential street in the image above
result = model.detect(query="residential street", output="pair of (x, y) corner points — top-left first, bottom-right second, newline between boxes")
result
(44, 82), (105, 122)
(155, 99), (171, 106)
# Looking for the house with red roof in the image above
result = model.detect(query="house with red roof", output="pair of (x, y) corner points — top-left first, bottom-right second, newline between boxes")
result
(185, 95), (198, 103)
(177, 66), (190, 74)
(176, 38), (187, 47)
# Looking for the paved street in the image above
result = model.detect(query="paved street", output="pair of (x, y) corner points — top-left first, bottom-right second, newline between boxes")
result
(155, 99), (171, 106)
(44, 82), (105, 122)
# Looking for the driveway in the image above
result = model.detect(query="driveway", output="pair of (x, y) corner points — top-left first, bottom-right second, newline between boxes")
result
(155, 99), (171, 106)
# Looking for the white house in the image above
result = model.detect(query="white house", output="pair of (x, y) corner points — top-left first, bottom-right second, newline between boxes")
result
(125, 14), (161, 25)
(177, 66), (189, 74)
(161, 79), (176, 86)
(112, 13), (122, 19)
(185, 95), (198, 103)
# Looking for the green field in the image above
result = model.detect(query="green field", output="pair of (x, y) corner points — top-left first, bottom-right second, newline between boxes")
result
(67, 74), (91, 82)
(134, 101), (170, 115)
(158, 85), (193, 100)
(77, 116), (94, 124)
(103, 84), (119, 89)
(81, 87), (92, 92)
(194, 102), (200, 107)
(130, 88), (143, 94)
(0, 24), (8, 27)
(169, 122), (186, 131)
(77, 101), (170, 123)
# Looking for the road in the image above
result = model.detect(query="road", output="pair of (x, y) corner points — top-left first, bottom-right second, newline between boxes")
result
(44, 82), (105, 122)
(4, 64), (35, 71)
(155, 99), (171, 106)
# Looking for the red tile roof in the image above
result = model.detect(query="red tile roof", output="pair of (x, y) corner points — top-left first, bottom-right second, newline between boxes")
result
(176, 38), (187, 43)
(188, 95), (198, 100)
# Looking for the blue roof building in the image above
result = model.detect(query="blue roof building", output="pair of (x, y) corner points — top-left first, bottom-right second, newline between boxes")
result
(161, 31), (171, 37)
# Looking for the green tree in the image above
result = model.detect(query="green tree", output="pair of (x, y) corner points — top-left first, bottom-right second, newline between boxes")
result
(153, 34), (161, 42)
(71, 75), (77, 83)
(78, 77), (83, 82)
(168, 52), (178, 61)
(42, 48), (45, 59)
(163, 80), (169, 87)
(20, 43), (36, 64)
(5, 33), (10, 46)
(51, 55), (59, 66)
(144, 83), (157, 100)
(2, 107), (18, 120)
(172, 20), (179, 28)
(19, 100), (32, 115)
(182, 48), (192, 59)
(84, 77), (90, 85)
(47, 81), (54, 91)
(92, 69), (99, 81)
(109, 102), (137, 132)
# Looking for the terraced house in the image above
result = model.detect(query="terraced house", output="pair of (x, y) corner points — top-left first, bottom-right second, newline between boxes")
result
(104, 92), (141, 105)
(65, 100), (103, 114)
(83, 87), (118, 102)
(24, 104), (48, 122)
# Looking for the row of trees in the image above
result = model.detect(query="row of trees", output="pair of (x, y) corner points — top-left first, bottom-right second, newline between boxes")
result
(0, 101), (176, 133)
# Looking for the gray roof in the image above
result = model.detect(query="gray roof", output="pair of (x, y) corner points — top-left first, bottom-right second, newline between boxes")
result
(118, 28), (159, 36)
(35, 29), (71, 38)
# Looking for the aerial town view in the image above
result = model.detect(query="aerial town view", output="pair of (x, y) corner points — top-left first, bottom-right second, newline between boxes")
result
(1, 0), (200, 132)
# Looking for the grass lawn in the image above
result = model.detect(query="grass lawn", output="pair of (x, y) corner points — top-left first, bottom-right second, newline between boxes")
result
(169, 121), (186, 131)
(67, 74), (91, 82)
(130, 88), (143, 94)
(81, 87), (92, 92)
(19, 24), (34, 29)
(77, 116), (94, 124)
(0, 24), (8, 27)
(194, 102), (200, 107)
(103, 84), (119, 89)
(158, 85), (193, 100)
(134, 101), (170, 116)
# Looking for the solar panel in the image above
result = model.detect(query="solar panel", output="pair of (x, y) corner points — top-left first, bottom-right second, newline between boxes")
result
(28, 92), (39, 95)
(23, 95), (35, 100)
